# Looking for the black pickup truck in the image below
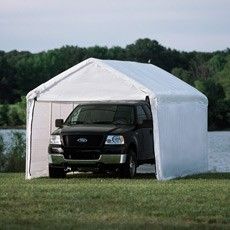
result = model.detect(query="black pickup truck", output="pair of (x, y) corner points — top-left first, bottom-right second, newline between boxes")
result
(48, 101), (155, 178)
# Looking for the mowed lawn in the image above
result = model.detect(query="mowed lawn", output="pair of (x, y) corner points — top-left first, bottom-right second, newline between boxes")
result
(0, 173), (229, 229)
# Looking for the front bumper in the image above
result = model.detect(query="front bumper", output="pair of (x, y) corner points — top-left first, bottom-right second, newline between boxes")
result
(48, 154), (127, 165)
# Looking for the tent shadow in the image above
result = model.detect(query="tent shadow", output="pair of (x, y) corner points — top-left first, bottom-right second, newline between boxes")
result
(65, 172), (156, 180)
(179, 172), (230, 180)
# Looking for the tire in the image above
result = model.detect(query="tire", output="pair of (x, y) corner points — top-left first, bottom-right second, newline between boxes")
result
(120, 149), (137, 179)
(49, 166), (66, 178)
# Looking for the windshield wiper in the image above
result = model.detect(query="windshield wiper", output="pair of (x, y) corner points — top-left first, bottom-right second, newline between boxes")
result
(68, 121), (88, 125)
(113, 120), (128, 125)
(92, 121), (113, 124)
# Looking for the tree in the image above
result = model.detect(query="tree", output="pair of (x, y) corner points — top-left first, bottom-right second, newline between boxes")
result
(0, 56), (18, 103)
(8, 107), (20, 126)
(16, 96), (26, 125)
(0, 104), (9, 126)
(171, 67), (194, 85)
(195, 79), (227, 130)
(0, 39), (229, 130)
(126, 38), (166, 68)
(189, 55), (211, 80)
(208, 54), (226, 74)
(215, 55), (230, 99)
(107, 46), (126, 60)
(85, 46), (109, 59)
(195, 79), (225, 103)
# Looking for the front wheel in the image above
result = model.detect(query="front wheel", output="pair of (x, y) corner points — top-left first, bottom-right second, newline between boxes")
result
(120, 149), (137, 178)
(49, 166), (66, 178)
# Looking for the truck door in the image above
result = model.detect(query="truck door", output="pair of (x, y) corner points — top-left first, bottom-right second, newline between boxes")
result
(142, 104), (154, 160)
(136, 105), (153, 160)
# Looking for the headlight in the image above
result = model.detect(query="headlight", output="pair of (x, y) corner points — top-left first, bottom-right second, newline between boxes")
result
(105, 135), (124, 145)
(50, 135), (61, 145)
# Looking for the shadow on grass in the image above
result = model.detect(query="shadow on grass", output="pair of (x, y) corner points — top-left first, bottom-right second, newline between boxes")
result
(40, 172), (229, 181)
(65, 172), (156, 180)
(181, 172), (230, 180)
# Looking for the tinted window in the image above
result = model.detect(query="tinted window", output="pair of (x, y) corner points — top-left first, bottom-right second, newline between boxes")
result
(65, 104), (134, 125)
(143, 104), (152, 120)
(136, 105), (147, 123)
(113, 105), (135, 124)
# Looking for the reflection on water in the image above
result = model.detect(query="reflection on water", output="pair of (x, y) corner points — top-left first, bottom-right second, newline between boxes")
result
(0, 129), (229, 172)
(0, 129), (26, 153)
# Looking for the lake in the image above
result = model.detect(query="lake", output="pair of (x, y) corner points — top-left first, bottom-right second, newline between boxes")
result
(0, 129), (26, 153)
(0, 129), (229, 172)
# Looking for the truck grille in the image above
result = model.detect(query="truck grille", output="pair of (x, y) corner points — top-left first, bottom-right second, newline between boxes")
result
(64, 149), (100, 160)
(63, 134), (104, 147)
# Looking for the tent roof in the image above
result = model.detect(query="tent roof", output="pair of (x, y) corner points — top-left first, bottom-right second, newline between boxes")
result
(27, 58), (207, 104)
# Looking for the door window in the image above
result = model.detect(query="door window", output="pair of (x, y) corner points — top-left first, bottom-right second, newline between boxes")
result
(137, 105), (147, 124)
(143, 104), (152, 120)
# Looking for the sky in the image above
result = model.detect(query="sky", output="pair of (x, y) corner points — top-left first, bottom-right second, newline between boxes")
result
(0, 0), (230, 53)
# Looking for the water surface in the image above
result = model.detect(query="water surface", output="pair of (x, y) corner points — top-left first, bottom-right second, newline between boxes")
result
(0, 129), (26, 153)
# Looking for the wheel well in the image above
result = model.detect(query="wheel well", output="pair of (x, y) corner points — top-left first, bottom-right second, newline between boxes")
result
(128, 143), (137, 155)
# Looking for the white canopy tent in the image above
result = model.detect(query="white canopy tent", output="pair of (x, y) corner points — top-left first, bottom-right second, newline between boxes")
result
(26, 58), (208, 180)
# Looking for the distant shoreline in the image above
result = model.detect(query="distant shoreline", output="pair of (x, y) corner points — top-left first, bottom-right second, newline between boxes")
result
(0, 126), (26, 130)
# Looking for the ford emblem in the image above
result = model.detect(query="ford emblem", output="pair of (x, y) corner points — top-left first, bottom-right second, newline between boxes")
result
(77, 138), (88, 143)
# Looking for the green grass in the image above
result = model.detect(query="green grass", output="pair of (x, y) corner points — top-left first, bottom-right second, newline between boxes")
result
(0, 173), (229, 229)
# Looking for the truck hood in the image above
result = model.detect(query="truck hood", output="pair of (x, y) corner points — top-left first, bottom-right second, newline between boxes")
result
(52, 124), (135, 135)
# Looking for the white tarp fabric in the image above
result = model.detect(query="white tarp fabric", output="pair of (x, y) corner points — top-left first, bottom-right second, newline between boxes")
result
(26, 58), (208, 180)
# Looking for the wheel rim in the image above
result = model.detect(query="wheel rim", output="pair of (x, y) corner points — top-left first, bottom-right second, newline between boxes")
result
(129, 156), (136, 177)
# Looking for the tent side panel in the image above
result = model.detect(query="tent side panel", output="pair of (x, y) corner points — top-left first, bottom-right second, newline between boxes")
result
(156, 101), (208, 180)
(28, 101), (75, 179)
(51, 102), (74, 132)
(150, 98), (162, 179)
(29, 101), (51, 178)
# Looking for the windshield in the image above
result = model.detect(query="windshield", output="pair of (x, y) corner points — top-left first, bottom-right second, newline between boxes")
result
(65, 104), (135, 125)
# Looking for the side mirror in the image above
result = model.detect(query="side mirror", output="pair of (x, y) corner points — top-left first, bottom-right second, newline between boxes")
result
(137, 119), (143, 127)
(55, 119), (64, 128)
(142, 119), (153, 128)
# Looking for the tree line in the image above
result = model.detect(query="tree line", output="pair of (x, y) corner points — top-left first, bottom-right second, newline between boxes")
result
(0, 38), (229, 130)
